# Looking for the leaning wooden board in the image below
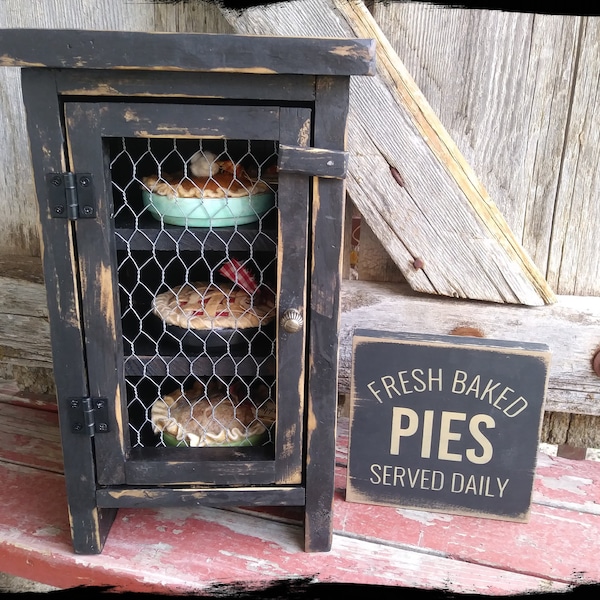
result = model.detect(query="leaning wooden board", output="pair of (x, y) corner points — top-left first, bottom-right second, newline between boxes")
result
(1, 389), (598, 594)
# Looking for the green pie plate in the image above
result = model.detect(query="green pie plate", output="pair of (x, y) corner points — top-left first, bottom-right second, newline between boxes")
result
(162, 430), (268, 448)
(142, 190), (274, 227)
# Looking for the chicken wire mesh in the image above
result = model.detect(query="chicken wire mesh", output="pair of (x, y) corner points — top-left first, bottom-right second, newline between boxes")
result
(109, 137), (279, 450)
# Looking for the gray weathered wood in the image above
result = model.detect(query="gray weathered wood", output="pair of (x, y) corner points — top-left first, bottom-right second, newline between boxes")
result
(221, 0), (555, 306)
(0, 0), (155, 257)
(339, 280), (600, 417)
(542, 412), (600, 449)
(370, 3), (600, 297)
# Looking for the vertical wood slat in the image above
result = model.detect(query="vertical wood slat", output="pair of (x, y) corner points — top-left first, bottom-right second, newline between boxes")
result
(19, 69), (117, 554)
(63, 102), (128, 486)
(304, 76), (350, 552)
(547, 16), (600, 296)
(370, 3), (600, 297)
(275, 107), (312, 485)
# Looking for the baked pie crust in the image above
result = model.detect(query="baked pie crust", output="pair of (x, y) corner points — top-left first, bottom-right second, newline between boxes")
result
(141, 170), (269, 199)
(151, 380), (276, 447)
(152, 281), (275, 330)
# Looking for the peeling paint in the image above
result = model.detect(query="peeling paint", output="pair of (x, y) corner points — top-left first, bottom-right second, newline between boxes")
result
(395, 509), (454, 526)
(123, 109), (139, 122)
(538, 474), (593, 496)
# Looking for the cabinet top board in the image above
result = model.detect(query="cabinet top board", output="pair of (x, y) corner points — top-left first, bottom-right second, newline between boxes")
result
(0, 29), (376, 77)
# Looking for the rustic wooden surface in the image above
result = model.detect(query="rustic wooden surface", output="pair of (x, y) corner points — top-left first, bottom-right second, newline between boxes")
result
(0, 0), (156, 257)
(1, 1), (599, 300)
(339, 280), (600, 420)
(371, 3), (600, 297)
(1, 261), (599, 439)
(0, 382), (598, 595)
(0, 29), (375, 75)
(220, 0), (553, 306)
(0, 257), (53, 393)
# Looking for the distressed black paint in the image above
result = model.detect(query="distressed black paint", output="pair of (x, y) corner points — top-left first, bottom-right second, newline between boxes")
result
(348, 329), (550, 522)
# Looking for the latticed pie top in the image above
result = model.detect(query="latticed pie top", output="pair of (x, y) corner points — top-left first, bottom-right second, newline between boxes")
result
(141, 158), (270, 199)
(151, 379), (276, 447)
(152, 281), (275, 330)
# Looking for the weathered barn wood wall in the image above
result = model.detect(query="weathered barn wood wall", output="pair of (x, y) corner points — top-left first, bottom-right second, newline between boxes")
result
(0, 0), (229, 258)
(1, 1), (598, 297)
(369, 3), (600, 297)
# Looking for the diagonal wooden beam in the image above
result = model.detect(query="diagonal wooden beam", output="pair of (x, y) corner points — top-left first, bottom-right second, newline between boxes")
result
(221, 0), (556, 306)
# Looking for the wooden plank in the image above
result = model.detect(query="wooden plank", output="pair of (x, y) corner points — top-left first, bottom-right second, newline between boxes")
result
(303, 76), (350, 553)
(339, 280), (600, 417)
(2, 404), (598, 594)
(56, 70), (317, 102)
(96, 486), (305, 509)
(20, 68), (117, 554)
(275, 108), (312, 486)
(278, 145), (348, 179)
(0, 403), (62, 473)
(0, 0), (156, 257)
(547, 17), (600, 295)
(67, 102), (282, 140)
(542, 412), (600, 450)
(0, 29), (376, 76)
(370, 5), (584, 295)
(220, 0), (555, 306)
(0, 461), (572, 595)
(0, 252), (52, 389)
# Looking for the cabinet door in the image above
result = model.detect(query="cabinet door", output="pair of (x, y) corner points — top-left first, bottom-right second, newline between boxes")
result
(64, 101), (310, 487)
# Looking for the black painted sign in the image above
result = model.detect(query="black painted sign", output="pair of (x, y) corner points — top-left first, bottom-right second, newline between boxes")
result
(346, 329), (551, 521)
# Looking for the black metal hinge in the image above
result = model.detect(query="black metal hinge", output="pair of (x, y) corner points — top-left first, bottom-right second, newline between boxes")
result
(46, 172), (96, 219)
(69, 397), (109, 436)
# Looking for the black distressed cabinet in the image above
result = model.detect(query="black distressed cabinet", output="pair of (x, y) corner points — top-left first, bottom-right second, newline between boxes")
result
(0, 30), (375, 553)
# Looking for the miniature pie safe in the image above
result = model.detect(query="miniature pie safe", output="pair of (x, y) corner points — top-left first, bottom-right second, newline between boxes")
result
(0, 30), (375, 554)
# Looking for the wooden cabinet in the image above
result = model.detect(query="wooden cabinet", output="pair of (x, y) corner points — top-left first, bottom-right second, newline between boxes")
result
(1, 30), (375, 554)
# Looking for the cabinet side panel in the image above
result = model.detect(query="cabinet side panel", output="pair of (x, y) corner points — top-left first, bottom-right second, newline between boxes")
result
(20, 69), (116, 554)
(304, 76), (350, 552)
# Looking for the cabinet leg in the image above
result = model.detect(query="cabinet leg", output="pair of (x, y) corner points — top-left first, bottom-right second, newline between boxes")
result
(69, 505), (118, 554)
(304, 500), (334, 552)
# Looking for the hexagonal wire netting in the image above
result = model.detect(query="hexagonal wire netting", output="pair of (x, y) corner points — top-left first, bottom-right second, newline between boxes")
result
(109, 137), (279, 450)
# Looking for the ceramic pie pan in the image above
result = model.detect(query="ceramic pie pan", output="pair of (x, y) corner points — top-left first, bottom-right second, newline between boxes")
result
(142, 190), (274, 227)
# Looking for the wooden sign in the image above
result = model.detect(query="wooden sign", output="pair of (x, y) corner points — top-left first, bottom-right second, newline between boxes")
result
(347, 329), (551, 521)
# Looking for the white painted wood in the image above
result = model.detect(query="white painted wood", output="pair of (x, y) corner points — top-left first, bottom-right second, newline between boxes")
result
(339, 280), (600, 416)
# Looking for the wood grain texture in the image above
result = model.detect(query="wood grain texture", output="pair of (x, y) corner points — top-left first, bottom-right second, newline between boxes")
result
(371, 4), (599, 297)
(339, 280), (600, 417)
(547, 17), (600, 295)
(0, 0), (155, 257)
(220, 0), (554, 306)
(0, 29), (375, 75)
(2, 402), (598, 594)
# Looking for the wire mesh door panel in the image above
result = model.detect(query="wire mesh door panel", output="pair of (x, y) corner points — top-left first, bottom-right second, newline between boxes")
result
(64, 102), (311, 486)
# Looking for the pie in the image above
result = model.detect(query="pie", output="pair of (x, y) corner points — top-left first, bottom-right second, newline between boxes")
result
(152, 281), (275, 330)
(141, 169), (269, 199)
(151, 379), (276, 447)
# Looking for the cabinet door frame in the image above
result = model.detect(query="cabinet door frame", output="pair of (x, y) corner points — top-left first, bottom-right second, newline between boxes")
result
(64, 100), (311, 487)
